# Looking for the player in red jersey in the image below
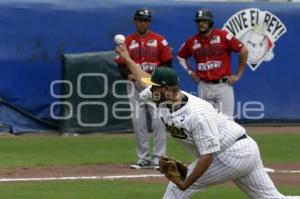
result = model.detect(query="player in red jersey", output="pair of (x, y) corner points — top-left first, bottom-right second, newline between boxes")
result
(115, 8), (173, 169)
(177, 9), (248, 118)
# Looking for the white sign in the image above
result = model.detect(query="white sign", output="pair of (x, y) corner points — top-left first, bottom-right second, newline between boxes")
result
(223, 8), (287, 71)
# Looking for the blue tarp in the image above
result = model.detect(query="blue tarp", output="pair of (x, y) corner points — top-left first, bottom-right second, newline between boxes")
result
(0, 1), (300, 133)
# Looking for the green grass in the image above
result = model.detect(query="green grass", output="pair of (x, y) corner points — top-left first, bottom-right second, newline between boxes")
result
(251, 134), (300, 163)
(0, 133), (299, 199)
(0, 135), (137, 168)
(0, 181), (165, 199)
(0, 180), (299, 199)
(0, 133), (299, 168)
(159, 134), (300, 164)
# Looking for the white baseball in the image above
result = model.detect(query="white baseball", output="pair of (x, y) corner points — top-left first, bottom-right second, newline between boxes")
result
(114, 34), (125, 45)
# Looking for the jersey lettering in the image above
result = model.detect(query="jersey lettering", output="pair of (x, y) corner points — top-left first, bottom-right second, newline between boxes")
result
(210, 36), (221, 44)
(206, 137), (219, 149)
(192, 40), (201, 50)
(129, 40), (139, 49)
(197, 61), (222, 71)
(140, 62), (157, 73)
(147, 40), (157, 47)
(161, 118), (187, 139)
(162, 39), (168, 46)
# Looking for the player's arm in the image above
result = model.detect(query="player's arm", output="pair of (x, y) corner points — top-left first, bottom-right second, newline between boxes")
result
(227, 45), (248, 85)
(174, 118), (220, 190)
(175, 154), (213, 191)
(158, 37), (173, 68)
(177, 55), (201, 84)
(115, 36), (136, 81)
(116, 45), (150, 88)
(118, 64), (136, 81)
(177, 41), (201, 83)
(177, 41), (192, 73)
(115, 50), (131, 79)
(236, 45), (248, 79)
(177, 55), (192, 74)
(224, 32), (249, 85)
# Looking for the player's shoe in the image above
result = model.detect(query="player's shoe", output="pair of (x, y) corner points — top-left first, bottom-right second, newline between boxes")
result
(286, 197), (300, 199)
(130, 161), (152, 169)
(153, 164), (160, 170)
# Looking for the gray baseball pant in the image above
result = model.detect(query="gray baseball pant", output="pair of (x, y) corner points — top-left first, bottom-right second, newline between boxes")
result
(127, 83), (166, 165)
(198, 81), (234, 118)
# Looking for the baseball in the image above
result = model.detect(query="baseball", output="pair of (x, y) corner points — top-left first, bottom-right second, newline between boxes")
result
(114, 34), (125, 45)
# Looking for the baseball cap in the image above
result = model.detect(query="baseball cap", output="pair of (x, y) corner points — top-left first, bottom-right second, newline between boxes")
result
(142, 67), (179, 86)
(134, 9), (152, 21)
(194, 9), (213, 22)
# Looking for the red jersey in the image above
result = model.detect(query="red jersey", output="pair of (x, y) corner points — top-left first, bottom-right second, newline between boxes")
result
(116, 31), (172, 73)
(178, 29), (244, 82)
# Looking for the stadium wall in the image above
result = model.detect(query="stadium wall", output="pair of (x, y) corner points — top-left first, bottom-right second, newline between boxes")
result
(0, 0), (299, 133)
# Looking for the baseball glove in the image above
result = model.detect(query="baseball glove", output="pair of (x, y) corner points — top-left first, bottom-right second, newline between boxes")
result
(159, 156), (188, 182)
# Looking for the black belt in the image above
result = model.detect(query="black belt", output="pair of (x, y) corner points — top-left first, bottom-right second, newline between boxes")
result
(205, 77), (228, 84)
(236, 134), (247, 142)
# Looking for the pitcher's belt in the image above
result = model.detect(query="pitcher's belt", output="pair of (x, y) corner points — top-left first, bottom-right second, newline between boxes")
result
(236, 134), (247, 142)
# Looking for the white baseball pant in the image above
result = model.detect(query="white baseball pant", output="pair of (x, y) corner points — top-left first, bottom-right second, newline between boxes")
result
(163, 137), (287, 199)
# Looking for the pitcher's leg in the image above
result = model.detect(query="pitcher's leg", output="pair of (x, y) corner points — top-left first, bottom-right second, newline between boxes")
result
(162, 137), (261, 199)
(233, 161), (285, 199)
(232, 138), (285, 199)
(162, 157), (247, 199)
(163, 182), (199, 199)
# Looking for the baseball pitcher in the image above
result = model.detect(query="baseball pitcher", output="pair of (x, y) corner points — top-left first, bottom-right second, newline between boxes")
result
(116, 45), (300, 199)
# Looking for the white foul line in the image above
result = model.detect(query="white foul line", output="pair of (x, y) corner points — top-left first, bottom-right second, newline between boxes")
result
(0, 174), (164, 183)
(264, 167), (300, 174)
(0, 168), (299, 183)
(276, 170), (300, 174)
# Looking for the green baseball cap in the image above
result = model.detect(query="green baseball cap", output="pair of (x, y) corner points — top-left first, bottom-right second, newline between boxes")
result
(142, 67), (179, 86)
